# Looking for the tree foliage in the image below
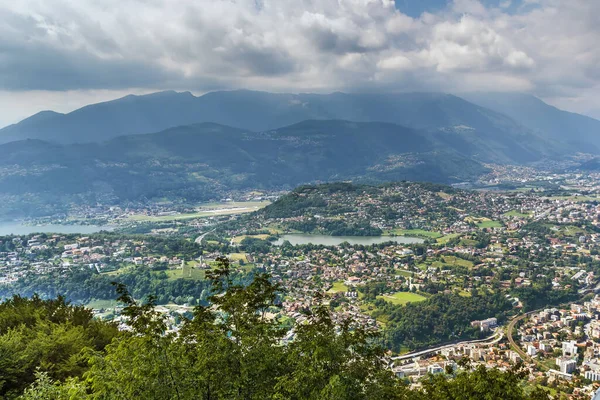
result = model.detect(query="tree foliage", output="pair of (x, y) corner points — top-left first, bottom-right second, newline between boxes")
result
(0, 259), (550, 399)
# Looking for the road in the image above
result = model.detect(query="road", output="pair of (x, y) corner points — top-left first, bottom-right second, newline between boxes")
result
(391, 330), (504, 361)
(506, 311), (534, 360)
(194, 229), (215, 244)
(505, 302), (585, 369)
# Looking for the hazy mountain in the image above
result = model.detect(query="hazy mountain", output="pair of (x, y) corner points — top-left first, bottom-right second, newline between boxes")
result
(462, 92), (600, 153)
(0, 90), (558, 159)
(0, 120), (492, 217)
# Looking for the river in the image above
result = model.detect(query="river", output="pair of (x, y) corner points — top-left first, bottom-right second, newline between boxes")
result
(0, 222), (114, 236)
(273, 234), (424, 246)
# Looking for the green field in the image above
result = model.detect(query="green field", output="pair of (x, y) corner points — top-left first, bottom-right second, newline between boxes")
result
(418, 255), (473, 271)
(442, 256), (474, 268)
(477, 220), (503, 229)
(437, 233), (461, 244)
(232, 234), (270, 244)
(376, 292), (427, 305)
(228, 252), (248, 262)
(327, 281), (349, 293)
(557, 225), (586, 237)
(388, 229), (442, 239)
(165, 265), (206, 281)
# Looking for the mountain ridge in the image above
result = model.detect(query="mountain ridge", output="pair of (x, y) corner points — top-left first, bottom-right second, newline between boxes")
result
(0, 119), (491, 217)
(0, 90), (572, 156)
(461, 92), (600, 152)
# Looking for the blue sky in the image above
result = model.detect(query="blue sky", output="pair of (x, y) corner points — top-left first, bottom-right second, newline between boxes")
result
(394, 0), (449, 17)
(395, 0), (535, 17)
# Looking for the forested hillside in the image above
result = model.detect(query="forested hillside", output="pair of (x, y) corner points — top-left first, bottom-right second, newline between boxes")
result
(0, 121), (489, 218)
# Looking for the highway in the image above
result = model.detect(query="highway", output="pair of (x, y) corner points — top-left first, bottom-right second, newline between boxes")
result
(194, 229), (215, 244)
(391, 330), (504, 361)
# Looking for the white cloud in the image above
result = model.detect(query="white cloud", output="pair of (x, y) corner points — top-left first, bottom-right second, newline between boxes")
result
(0, 0), (600, 124)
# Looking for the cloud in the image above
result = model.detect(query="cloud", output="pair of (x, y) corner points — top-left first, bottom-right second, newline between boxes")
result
(0, 0), (599, 120)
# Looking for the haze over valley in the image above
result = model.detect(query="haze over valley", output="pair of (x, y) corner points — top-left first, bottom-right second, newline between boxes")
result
(0, 89), (599, 219)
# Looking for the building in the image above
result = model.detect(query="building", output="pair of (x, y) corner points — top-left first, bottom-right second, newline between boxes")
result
(585, 370), (600, 382)
(427, 364), (444, 375)
(562, 340), (578, 357)
(556, 357), (577, 374)
(479, 317), (498, 332)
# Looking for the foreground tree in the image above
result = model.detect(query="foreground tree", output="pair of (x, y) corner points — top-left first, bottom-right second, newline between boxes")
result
(0, 295), (118, 399)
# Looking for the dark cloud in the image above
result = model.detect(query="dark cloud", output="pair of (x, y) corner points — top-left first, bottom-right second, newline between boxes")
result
(0, 0), (598, 118)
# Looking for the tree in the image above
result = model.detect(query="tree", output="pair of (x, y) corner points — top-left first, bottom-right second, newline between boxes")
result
(0, 295), (118, 399)
(16, 260), (551, 400)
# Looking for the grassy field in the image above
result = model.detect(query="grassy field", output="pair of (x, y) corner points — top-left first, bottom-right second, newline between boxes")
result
(418, 255), (473, 271)
(477, 220), (503, 229)
(465, 216), (503, 229)
(128, 201), (270, 222)
(442, 255), (474, 268)
(556, 225), (586, 237)
(388, 229), (442, 239)
(327, 281), (349, 293)
(228, 252), (248, 262)
(265, 225), (285, 234)
(232, 234), (271, 244)
(376, 292), (427, 305)
(437, 233), (461, 244)
(165, 265), (206, 281)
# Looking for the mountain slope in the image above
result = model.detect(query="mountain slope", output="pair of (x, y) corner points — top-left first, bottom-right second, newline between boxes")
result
(462, 92), (600, 152)
(0, 120), (491, 217)
(0, 90), (559, 162)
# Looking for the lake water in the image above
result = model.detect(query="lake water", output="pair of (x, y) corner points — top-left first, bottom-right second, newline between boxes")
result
(0, 222), (114, 236)
(274, 234), (424, 246)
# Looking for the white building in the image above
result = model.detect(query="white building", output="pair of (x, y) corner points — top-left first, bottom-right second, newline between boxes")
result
(556, 357), (577, 374)
(562, 340), (578, 357)
(427, 364), (444, 375)
(479, 317), (498, 332)
(585, 370), (600, 382)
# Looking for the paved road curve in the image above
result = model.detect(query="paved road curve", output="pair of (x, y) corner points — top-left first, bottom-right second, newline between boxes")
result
(195, 229), (216, 244)
(391, 331), (504, 362)
(506, 312), (534, 360)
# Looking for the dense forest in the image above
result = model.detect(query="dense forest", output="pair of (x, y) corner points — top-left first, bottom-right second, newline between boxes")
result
(0, 266), (253, 306)
(373, 292), (513, 351)
(0, 268), (213, 305)
(1, 259), (549, 399)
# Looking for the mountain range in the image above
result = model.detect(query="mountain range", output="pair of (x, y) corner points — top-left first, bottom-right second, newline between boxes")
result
(2, 90), (595, 151)
(0, 89), (599, 217)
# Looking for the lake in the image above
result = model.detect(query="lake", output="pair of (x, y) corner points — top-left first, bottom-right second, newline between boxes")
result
(0, 222), (114, 236)
(274, 234), (424, 246)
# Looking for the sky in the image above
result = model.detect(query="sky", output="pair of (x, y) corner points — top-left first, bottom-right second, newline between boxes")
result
(0, 0), (599, 127)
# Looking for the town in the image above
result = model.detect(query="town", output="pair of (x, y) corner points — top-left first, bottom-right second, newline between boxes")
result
(4, 172), (600, 398)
